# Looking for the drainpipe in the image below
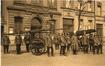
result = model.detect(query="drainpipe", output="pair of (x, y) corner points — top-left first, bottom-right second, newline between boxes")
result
(94, 0), (96, 30)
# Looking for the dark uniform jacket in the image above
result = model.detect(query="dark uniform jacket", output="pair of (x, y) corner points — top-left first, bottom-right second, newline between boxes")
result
(60, 35), (67, 46)
(15, 35), (22, 45)
(82, 35), (88, 45)
(71, 35), (79, 49)
(2, 35), (10, 45)
(94, 36), (100, 46)
(45, 35), (53, 47)
(24, 35), (30, 44)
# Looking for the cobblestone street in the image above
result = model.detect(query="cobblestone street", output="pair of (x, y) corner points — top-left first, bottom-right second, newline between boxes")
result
(1, 45), (105, 66)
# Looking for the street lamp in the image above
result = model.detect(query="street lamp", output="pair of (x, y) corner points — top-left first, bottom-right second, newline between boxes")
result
(49, 13), (56, 33)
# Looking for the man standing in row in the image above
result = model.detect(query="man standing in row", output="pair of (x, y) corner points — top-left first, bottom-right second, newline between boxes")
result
(2, 34), (10, 54)
(71, 33), (78, 55)
(66, 33), (72, 53)
(60, 33), (67, 56)
(45, 33), (54, 57)
(82, 31), (88, 54)
(24, 32), (30, 52)
(15, 34), (22, 54)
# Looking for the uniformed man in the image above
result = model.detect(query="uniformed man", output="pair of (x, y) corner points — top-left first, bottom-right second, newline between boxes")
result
(24, 32), (30, 52)
(71, 33), (79, 55)
(60, 33), (67, 56)
(66, 33), (71, 53)
(45, 33), (54, 57)
(88, 34), (94, 52)
(54, 33), (60, 50)
(82, 31), (88, 54)
(93, 34), (100, 54)
(15, 34), (22, 54)
(2, 34), (10, 54)
(98, 36), (103, 54)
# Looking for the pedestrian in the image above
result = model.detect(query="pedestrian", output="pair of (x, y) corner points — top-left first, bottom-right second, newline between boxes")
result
(93, 33), (100, 54)
(2, 34), (10, 54)
(78, 36), (83, 51)
(54, 33), (60, 50)
(82, 31), (88, 54)
(88, 34), (94, 52)
(45, 33), (54, 57)
(66, 33), (71, 53)
(98, 36), (103, 54)
(71, 33), (79, 55)
(15, 34), (22, 54)
(24, 32), (30, 52)
(60, 33), (67, 56)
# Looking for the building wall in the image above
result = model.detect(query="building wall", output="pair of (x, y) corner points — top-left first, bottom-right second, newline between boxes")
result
(2, 0), (105, 44)
(95, 1), (105, 42)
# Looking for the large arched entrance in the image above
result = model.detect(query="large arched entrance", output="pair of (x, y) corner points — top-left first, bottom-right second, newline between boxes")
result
(31, 16), (42, 31)
(30, 16), (43, 39)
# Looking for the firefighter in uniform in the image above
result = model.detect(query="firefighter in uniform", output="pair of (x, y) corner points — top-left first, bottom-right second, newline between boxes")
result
(2, 35), (10, 54)
(60, 33), (67, 56)
(89, 34), (94, 52)
(45, 33), (54, 57)
(98, 36), (103, 54)
(93, 34), (100, 54)
(24, 32), (30, 52)
(71, 33), (78, 55)
(15, 34), (22, 54)
(82, 31), (88, 54)
(54, 33), (60, 50)
(66, 33), (71, 53)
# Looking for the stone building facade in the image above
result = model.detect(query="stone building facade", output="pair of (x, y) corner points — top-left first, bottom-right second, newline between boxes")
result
(1, 0), (105, 44)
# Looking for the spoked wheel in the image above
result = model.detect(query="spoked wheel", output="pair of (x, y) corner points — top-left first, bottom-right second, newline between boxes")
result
(31, 47), (44, 56)
(31, 48), (36, 54)
(30, 43), (46, 55)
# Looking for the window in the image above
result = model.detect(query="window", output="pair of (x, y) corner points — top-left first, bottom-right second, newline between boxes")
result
(48, 0), (57, 8)
(88, 20), (93, 29)
(88, 1), (92, 11)
(31, 0), (43, 6)
(14, 16), (23, 34)
(80, 19), (83, 30)
(96, 24), (103, 37)
(63, 18), (74, 33)
(97, 2), (102, 16)
(62, 0), (74, 8)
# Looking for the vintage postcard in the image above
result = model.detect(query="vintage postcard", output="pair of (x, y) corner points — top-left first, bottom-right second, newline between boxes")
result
(1, 0), (105, 66)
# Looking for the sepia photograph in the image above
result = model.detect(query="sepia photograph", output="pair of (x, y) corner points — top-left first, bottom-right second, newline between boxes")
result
(1, 0), (105, 66)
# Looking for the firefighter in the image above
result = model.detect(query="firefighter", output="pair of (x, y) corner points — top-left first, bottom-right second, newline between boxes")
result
(2, 34), (10, 54)
(98, 36), (103, 54)
(82, 31), (88, 54)
(57, 33), (61, 49)
(89, 34), (94, 52)
(60, 33), (67, 56)
(15, 34), (22, 54)
(93, 33), (100, 54)
(71, 33), (79, 55)
(66, 33), (71, 53)
(45, 33), (54, 57)
(24, 32), (30, 52)
(54, 33), (60, 50)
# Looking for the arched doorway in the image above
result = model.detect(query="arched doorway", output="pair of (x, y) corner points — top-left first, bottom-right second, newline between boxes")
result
(30, 16), (42, 39)
(31, 17), (42, 30)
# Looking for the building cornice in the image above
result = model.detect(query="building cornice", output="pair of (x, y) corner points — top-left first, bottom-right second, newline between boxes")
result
(61, 7), (94, 13)
(7, 5), (61, 15)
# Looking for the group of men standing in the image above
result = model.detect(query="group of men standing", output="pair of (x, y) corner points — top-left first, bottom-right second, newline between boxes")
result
(43, 31), (103, 57)
(2, 33), (30, 54)
(2, 31), (103, 56)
